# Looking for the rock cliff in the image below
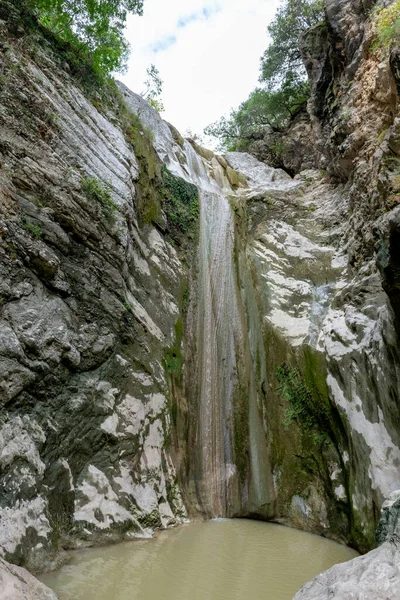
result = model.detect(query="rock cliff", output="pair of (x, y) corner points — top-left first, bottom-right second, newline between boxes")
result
(294, 489), (400, 599)
(0, 557), (57, 599)
(0, 1), (400, 597)
(232, 0), (400, 555)
(0, 1), (192, 571)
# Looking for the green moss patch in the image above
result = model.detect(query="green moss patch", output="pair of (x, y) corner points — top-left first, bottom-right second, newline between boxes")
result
(161, 165), (199, 244)
(116, 106), (163, 226)
(233, 380), (250, 483)
(80, 177), (117, 218)
(276, 361), (331, 447)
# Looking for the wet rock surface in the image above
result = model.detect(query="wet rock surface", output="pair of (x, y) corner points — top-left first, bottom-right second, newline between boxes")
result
(224, 155), (400, 548)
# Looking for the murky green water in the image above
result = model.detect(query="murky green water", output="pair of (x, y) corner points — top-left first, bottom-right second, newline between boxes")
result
(40, 520), (358, 600)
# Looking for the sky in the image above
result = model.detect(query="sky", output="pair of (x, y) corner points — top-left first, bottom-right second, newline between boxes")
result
(120, 0), (280, 140)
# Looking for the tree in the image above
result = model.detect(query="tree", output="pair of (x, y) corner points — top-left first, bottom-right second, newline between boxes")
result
(260, 0), (325, 88)
(204, 113), (244, 152)
(26, 0), (144, 77)
(205, 0), (324, 151)
(205, 75), (310, 152)
(141, 64), (165, 112)
(184, 129), (204, 144)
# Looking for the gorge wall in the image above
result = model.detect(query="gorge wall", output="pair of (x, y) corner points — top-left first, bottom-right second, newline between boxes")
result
(0, 0), (400, 589)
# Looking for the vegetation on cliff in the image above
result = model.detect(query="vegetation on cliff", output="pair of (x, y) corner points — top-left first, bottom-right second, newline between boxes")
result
(205, 0), (324, 151)
(372, 1), (400, 50)
(276, 362), (331, 447)
(140, 64), (165, 113)
(23, 0), (144, 77)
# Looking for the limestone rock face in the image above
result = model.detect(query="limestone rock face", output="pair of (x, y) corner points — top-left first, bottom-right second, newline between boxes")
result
(230, 0), (400, 551)
(293, 543), (400, 600)
(0, 558), (58, 600)
(0, 1), (250, 569)
(224, 151), (400, 548)
(0, 3), (189, 570)
(293, 490), (400, 600)
(376, 490), (400, 546)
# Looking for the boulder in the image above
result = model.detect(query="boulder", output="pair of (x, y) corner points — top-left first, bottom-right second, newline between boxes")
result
(293, 490), (400, 599)
(0, 558), (58, 600)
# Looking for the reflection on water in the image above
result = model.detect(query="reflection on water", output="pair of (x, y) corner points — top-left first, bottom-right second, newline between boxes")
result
(40, 520), (358, 600)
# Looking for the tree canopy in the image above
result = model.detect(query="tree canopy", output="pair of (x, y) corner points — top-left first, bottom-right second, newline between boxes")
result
(26, 0), (144, 77)
(205, 0), (325, 151)
(205, 74), (310, 151)
(260, 0), (324, 88)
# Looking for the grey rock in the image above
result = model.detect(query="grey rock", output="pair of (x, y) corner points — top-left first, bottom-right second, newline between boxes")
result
(376, 490), (400, 546)
(293, 543), (400, 600)
(293, 491), (400, 599)
(224, 152), (296, 189)
(0, 3), (188, 568)
(0, 557), (58, 600)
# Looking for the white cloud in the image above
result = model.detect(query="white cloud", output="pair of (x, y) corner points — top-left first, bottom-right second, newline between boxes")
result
(120, 0), (280, 138)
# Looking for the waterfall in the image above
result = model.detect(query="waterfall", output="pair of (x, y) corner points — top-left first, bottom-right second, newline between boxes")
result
(196, 188), (241, 516)
(181, 143), (275, 518)
(129, 103), (276, 517)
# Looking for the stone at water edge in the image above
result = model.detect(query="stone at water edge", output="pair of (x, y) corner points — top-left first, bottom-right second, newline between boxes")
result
(0, 557), (58, 599)
(376, 489), (400, 545)
(292, 490), (400, 600)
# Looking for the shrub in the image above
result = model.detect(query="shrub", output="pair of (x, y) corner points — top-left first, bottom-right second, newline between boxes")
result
(80, 177), (117, 216)
(162, 165), (199, 239)
(140, 64), (165, 113)
(372, 1), (400, 50)
(164, 349), (181, 373)
(21, 219), (42, 238)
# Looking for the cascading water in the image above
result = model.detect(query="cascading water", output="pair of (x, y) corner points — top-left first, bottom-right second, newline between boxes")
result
(124, 99), (277, 517)
(182, 142), (240, 515)
(196, 187), (241, 516)
(182, 142), (275, 518)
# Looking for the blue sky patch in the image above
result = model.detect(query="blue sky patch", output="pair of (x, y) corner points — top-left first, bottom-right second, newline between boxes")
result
(177, 4), (221, 29)
(150, 34), (178, 53)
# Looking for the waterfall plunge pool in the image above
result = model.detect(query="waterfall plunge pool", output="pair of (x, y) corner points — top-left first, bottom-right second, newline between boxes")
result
(39, 519), (358, 599)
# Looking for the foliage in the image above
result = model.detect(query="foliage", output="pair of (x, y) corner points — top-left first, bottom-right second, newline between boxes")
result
(276, 363), (330, 445)
(204, 111), (246, 152)
(205, 0), (323, 151)
(372, 1), (400, 50)
(185, 129), (204, 144)
(181, 288), (190, 313)
(205, 75), (310, 151)
(141, 64), (165, 112)
(21, 219), (42, 238)
(80, 176), (117, 216)
(260, 0), (325, 88)
(25, 0), (144, 78)
(162, 165), (199, 239)
(164, 349), (181, 373)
